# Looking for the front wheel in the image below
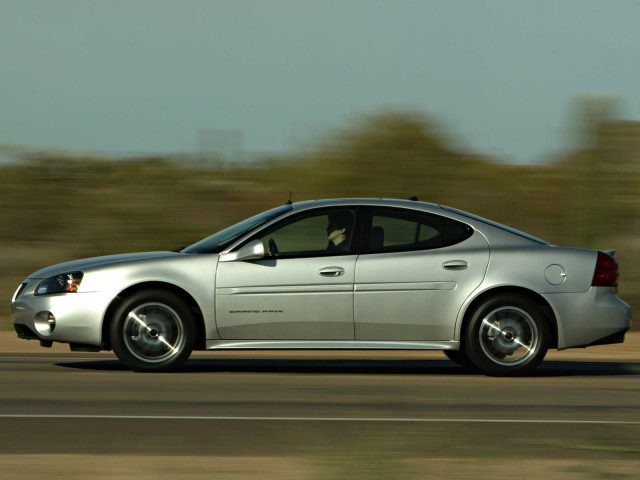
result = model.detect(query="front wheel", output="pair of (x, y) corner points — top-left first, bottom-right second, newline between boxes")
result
(465, 294), (549, 376)
(443, 350), (477, 371)
(110, 290), (196, 372)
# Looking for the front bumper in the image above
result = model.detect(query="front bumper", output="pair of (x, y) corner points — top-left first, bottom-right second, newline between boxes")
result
(11, 279), (113, 348)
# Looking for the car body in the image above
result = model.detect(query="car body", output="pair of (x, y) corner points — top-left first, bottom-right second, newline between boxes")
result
(11, 198), (631, 375)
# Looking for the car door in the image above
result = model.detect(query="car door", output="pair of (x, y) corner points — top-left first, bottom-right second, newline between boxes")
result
(215, 207), (358, 340)
(354, 207), (490, 341)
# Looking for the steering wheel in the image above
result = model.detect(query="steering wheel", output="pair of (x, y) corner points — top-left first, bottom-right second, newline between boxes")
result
(268, 238), (280, 257)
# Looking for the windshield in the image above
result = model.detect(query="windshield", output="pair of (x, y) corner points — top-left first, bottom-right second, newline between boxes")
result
(182, 205), (292, 254)
(441, 205), (549, 245)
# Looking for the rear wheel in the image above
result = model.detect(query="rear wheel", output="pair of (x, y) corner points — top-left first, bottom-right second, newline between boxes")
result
(465, 294), (549, 376)
(110, 289), (196, 372)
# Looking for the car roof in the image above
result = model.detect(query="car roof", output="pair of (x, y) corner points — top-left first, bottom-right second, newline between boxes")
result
(289, 198), (442, 211)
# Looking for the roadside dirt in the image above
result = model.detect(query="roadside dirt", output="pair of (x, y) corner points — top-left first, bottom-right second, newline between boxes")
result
(1, 454), (639, 480)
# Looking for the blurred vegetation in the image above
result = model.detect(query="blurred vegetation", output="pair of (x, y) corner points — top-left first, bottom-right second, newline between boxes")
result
(1, 108), (639, 331)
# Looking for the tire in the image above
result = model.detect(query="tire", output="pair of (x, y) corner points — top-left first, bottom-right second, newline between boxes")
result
(110, 289), (196, 372)
(443, 350), (477, 371)
(465, 294), (549, 376)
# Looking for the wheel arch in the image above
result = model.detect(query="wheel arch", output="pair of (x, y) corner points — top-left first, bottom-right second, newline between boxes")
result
(458, 286), (558, 350)
(101, 281), (206, 351)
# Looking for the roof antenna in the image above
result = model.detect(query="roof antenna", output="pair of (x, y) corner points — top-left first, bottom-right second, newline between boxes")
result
(286, 192), (293, 205)
(409, 196), (419, 201)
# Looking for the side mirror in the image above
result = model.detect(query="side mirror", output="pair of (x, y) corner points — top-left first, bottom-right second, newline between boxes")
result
(219, 239), (265, 262)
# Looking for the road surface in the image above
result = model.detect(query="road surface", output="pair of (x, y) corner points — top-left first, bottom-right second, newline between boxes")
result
(1, 332), (639, 479)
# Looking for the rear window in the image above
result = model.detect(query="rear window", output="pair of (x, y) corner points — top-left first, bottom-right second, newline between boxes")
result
(368, 208), (473, 253)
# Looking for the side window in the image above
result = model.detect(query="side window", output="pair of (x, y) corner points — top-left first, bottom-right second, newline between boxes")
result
(369, 209), (472, 253)
(257, 209), (356, 258)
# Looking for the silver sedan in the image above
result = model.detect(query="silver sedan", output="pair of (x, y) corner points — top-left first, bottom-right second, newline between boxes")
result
(11, 198), (631, 375)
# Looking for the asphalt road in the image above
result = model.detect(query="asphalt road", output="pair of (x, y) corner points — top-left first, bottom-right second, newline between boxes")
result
(1, 350), (639, 479)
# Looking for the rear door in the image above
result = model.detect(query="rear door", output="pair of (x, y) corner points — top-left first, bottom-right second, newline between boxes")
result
(354, 207), (490, 341)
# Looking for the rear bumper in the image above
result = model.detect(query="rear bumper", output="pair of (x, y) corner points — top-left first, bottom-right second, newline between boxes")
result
(544, 287), (631, 350)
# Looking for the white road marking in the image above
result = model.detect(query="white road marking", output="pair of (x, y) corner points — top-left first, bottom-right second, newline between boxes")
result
(0, 414), (639, 425)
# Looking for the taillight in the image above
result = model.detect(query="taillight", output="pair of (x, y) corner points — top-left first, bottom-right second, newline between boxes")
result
(591, 251), (619, 287)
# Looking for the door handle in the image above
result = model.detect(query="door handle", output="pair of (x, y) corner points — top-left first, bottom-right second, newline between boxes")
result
(442, 260), (468, 270)
(319, 267), (345, 277)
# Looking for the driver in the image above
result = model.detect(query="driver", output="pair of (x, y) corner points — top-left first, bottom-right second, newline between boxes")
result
(327, 212), (352, 253)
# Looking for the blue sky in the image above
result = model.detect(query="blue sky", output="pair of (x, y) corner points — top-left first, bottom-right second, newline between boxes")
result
(1, 0), (639, 163)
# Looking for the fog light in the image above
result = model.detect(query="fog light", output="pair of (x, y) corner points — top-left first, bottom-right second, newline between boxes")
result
(34, 311), (56, 336)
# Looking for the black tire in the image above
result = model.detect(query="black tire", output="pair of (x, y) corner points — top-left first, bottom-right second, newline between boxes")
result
(443, 350), (477, 371)
(465, 294), (549, 376)
(110, 289), (196, 372)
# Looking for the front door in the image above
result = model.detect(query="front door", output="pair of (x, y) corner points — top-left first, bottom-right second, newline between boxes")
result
(215, 208), (358, 340)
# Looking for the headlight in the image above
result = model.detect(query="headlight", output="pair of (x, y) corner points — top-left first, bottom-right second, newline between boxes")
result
(35, 272), (84, 296)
